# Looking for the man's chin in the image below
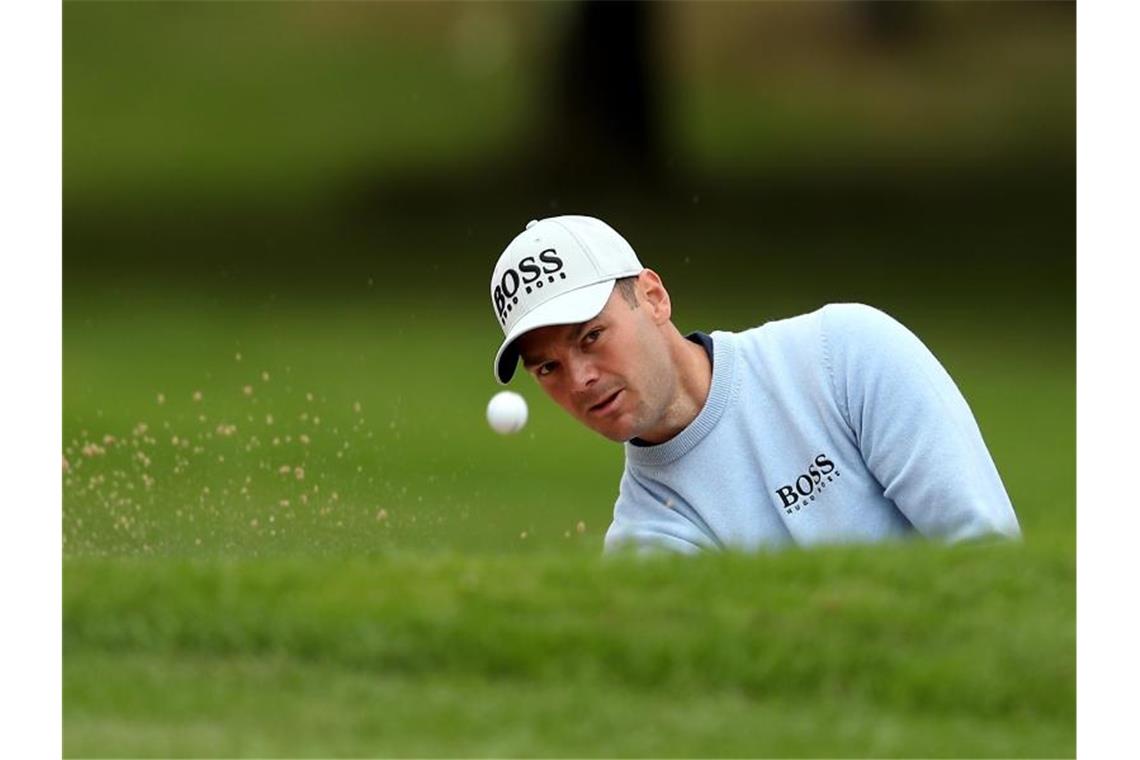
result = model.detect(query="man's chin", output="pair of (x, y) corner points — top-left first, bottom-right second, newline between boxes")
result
(590, 417), (637, 443)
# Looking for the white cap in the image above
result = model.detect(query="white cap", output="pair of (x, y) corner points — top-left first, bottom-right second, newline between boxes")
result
(490, 215), (643, 383)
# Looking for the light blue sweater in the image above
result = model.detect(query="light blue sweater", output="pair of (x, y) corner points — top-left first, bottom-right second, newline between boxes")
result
(604, 304), (1021, 554)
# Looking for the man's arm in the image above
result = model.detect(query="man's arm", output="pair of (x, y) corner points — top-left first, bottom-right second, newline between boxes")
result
(604, 470), (720, 555)
(821, 304), (1021, 542)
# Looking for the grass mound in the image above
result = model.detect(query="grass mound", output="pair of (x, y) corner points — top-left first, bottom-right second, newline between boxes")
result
(65, 540), (1073, 757)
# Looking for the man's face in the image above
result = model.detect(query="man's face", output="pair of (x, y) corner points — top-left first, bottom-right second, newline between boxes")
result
(515, 275), (676, 442)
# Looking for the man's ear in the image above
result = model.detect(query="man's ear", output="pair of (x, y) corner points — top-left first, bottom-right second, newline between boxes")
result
(638, 269), (671, 325)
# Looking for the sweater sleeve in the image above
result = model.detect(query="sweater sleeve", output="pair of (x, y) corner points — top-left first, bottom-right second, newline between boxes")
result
(821, 304), (1021, 542)
(604, 469), (720, 555)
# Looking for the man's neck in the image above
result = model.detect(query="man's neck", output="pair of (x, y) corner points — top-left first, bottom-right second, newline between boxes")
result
(635, 331), (713, 445)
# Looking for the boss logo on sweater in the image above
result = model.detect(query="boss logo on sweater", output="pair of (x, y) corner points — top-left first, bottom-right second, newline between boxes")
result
(775, 453), (839, 514)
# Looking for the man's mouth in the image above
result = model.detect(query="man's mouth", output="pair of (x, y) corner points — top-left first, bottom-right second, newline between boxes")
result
(588, 388), (624, 416)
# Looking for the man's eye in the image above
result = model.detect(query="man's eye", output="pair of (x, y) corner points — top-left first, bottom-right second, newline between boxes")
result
(584, 329), (602, 344)
(537, 362), (556, 377)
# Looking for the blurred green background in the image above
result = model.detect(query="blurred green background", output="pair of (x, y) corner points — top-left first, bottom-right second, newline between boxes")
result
(63, 1), (1074, 756)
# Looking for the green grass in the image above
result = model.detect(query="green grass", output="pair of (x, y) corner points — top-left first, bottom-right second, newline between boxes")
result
(65, 543), (1073, 757)
(63, 298), (620, 558)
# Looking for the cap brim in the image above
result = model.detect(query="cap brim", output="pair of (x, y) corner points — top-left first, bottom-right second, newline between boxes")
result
(493, 279), (616, 384)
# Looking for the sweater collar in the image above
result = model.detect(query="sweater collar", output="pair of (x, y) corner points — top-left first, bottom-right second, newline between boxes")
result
(624, 331), (737, 467)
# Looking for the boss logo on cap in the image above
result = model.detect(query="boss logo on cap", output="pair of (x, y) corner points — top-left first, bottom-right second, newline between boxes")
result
(494, 248), (568, 324)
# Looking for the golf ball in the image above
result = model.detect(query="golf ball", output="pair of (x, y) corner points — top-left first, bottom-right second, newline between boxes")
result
(486, 391), (528, 435)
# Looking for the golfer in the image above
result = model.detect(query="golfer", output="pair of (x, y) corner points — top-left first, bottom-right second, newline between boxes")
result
(489, 215), (1021, 554)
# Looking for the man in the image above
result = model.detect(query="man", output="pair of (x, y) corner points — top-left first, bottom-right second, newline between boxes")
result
(489, 215), (1021, 554)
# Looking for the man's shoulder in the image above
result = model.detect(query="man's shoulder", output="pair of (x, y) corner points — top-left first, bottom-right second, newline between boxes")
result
(727, 303), (900, 342)
(818, 302), (899, 326)
(711, 303), (911, 383)
(716, 302), (873, 345)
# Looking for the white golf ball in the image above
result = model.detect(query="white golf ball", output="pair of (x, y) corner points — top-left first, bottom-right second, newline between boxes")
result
(486, 391), (528, 435)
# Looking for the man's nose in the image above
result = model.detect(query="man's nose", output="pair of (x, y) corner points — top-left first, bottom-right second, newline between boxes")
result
(567, 354), (599, 390)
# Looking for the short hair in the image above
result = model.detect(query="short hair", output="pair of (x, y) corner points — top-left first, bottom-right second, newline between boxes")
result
(614, 276), (639, 309)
